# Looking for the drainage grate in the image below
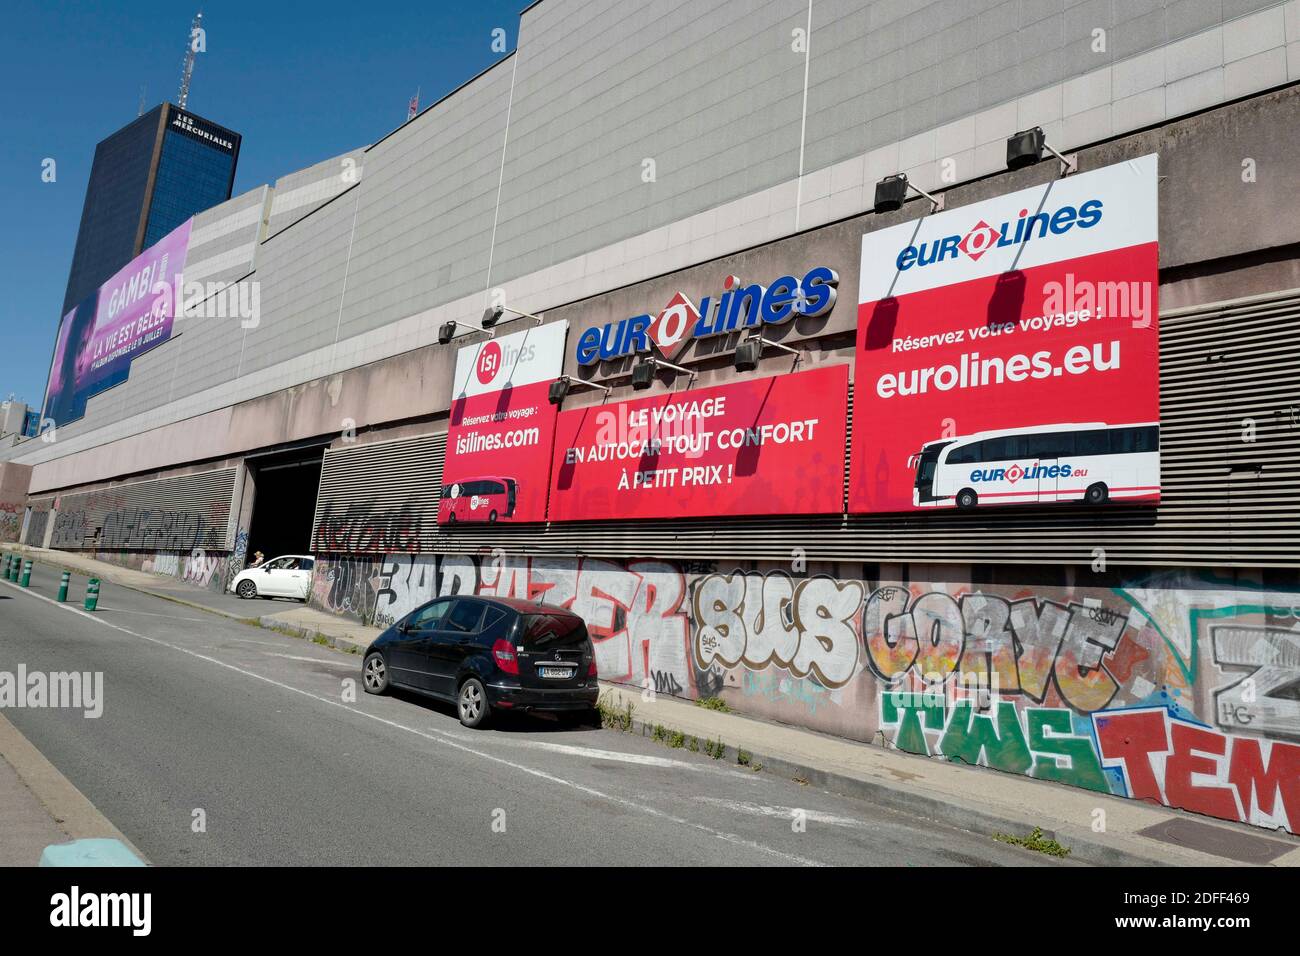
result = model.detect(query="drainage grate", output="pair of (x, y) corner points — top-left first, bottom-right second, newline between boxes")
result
(1136, 818), (1296, 864)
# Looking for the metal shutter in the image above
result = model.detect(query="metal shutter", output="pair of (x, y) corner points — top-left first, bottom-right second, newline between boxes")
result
(311, 434), (445, 553)
(49, 468), (238, 551)
(22, 498), (53, 546)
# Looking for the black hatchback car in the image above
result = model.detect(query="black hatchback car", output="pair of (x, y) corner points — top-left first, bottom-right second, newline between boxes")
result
(361, 595), (599, 728)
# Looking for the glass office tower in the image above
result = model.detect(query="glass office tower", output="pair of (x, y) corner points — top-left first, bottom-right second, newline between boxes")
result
(61, 104), (240, 315)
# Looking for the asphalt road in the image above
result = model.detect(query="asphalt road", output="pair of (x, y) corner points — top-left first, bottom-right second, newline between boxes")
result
(0, 562), (1070, 867)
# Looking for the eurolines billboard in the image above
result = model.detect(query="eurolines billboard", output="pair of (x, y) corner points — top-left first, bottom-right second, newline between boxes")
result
(548, 364), (848, 522)
(849, 154), (1159, 513)
(42, 220), (193, 427)
(441, 321), (567, 524)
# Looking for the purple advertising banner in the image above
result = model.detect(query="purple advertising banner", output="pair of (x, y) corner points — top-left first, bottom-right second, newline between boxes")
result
(43, 219), (192, 427)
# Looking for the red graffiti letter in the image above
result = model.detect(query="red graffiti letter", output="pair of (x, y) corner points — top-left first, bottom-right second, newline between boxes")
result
(1164, 723), (1238, 822)
(1094, 709), (1169, 802)
(1229, 737), (1300, 829)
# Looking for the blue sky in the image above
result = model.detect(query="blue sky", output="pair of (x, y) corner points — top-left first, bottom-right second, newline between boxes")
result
(0, 0), (521, 411)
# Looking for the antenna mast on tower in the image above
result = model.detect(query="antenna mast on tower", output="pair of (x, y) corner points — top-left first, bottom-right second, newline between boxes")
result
(178, 10), (203, 110)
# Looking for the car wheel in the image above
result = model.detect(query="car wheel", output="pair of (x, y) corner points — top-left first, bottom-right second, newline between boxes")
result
(488, 510), (498, 523)
(956, 488), (978, 510)
(458, 677), (490, 728)
(236, 579), (257, 599)
(362, 653), (389, 694)
(1085, 482), (1109, 504)
(447, 512), (457, 523)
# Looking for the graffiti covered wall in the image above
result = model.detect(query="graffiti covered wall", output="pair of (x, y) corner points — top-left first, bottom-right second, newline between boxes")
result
(309, 550), (1300, 835)
(96, 529), (249, 594)
(0, 503), (21, 544)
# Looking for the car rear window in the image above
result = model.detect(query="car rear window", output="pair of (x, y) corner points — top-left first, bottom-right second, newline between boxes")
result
(518, 614), (588, 649)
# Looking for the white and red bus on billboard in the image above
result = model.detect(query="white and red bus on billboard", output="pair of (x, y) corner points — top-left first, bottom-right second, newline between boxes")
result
(910, 421), (1160, 509)
(439, 477), (518, 523)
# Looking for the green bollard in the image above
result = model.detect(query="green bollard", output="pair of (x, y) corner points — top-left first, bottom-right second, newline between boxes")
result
(58, 570), (70, 602)
(1, 555), (9, 578)
(20, 560), (32, 588)
(6, 556), (16, 582)
(84, 578), (100, 611)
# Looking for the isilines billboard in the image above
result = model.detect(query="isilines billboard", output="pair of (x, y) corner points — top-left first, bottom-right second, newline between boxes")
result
(440, 321), (568, 524)
(849, 155), (1160, 514)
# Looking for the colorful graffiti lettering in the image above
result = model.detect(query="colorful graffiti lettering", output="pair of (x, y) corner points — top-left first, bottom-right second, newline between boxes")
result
(1095, 707), (1300, 831)
(862, 586), (1135, 713)
(881, 693), (1110, 793)
(372, 554), (439, 628)
(1212, 625), (1300, 741)
(478, 555), (693, 694)
(183, 549), (223, 588)
(312, 555), (381, 619)
(693, 572), (863, 687)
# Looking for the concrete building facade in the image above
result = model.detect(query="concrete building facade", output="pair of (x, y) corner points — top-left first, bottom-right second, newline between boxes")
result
(6, 0), (1300, 835)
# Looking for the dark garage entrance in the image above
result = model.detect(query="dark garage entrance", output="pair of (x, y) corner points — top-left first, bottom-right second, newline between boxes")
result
(245, 446), (324, 562)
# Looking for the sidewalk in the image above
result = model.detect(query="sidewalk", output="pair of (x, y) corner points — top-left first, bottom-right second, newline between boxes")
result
(599, 686), (1300, 868)
(6, 541), (1300, 867)
(0, 712), (146, 866)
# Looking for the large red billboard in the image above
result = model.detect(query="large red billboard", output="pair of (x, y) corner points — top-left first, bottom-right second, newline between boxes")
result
(441, 321), (567, 524)
(850, 155), (1160, 514)
(548, 364), (848, 521)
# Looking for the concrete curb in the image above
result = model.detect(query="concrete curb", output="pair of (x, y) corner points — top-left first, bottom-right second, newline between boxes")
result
(0, 711), (150, 865)
(256, 616), (370, 655)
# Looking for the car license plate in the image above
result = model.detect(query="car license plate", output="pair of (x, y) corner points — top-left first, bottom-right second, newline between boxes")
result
(539, 666), (574, 679)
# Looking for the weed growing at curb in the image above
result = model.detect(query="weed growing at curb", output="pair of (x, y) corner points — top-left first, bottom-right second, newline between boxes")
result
(596, 693), (635, 732)
(993, 826), (1071, 858)
(695, 697), (731, 713)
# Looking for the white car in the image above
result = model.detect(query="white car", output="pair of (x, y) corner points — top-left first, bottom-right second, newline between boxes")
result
(229, 554), (315, 601)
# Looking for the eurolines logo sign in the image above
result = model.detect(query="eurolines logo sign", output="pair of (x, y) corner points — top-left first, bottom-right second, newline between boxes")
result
(896, 199), (1104, 271)
(859, 154), (1158, 303)
(971, 461), (1080, 483)
(575, 266), (838, 366)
